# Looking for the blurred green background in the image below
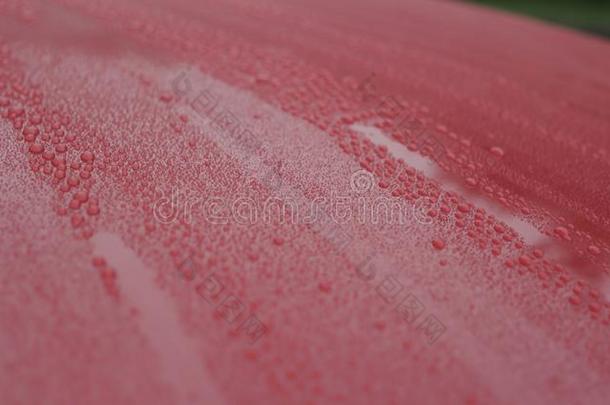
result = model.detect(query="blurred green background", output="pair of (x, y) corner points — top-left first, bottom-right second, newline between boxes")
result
(469, 0), (610, 38)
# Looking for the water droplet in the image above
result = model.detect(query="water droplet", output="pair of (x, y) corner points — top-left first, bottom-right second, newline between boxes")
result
(489, 146), (505, 157)
(29, 143), (43, 154)
(553, 226), (570, 241)
(80, 151), (95, 162)
(318, 282), (332, 293)
(587, 245), (601, 255)
(432, 239), (445, 250)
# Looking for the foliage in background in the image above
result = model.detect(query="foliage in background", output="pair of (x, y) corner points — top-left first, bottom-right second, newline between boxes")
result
(470, 0), (610, 38)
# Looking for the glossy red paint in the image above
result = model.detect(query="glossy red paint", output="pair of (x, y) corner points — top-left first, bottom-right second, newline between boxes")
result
(1, 1), (609, 404)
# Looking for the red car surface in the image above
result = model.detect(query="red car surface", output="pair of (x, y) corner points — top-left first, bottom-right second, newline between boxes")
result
(1, 0), (609, 404)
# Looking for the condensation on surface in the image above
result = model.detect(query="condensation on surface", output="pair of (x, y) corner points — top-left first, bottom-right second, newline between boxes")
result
(1, 0), (609, 404)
